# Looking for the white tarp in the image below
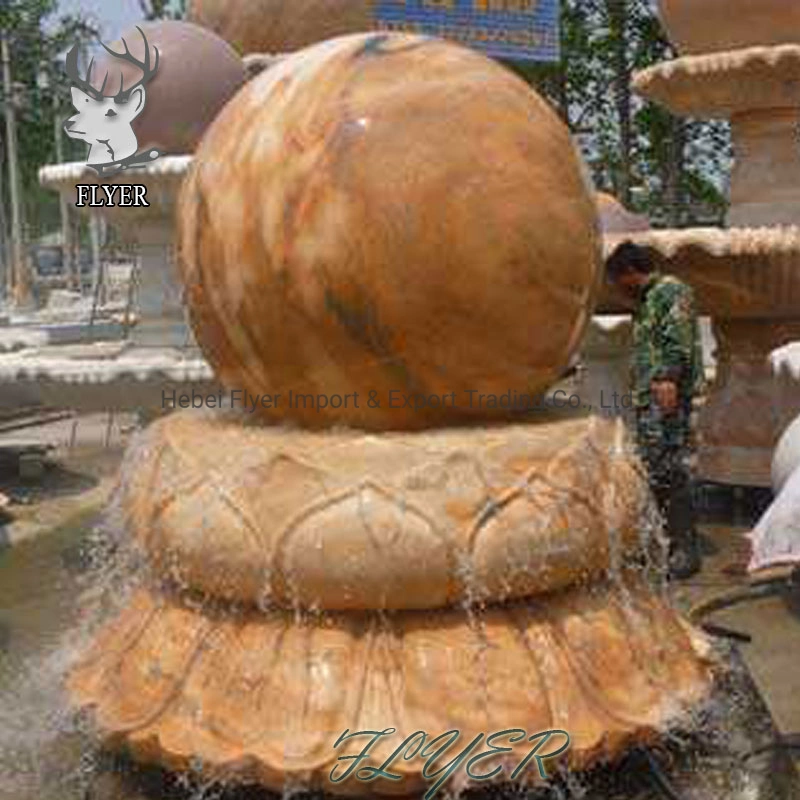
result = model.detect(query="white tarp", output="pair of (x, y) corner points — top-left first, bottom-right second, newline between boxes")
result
(749, 464), (800, 572)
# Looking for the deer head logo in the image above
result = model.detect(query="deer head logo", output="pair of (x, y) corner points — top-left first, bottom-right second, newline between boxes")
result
(64, 27), (162, 177)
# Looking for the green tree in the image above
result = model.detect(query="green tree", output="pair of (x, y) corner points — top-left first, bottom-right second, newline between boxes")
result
(508, 0), (731, 227)
(137, 0), (186, 20)
(1, 1), (98, 245)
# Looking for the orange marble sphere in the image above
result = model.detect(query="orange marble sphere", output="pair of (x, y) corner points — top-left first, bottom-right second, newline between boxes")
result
(178, 33), (601, 431)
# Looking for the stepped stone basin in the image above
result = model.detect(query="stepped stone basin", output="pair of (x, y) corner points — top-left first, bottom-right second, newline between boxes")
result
(604, 226), (800, 486)
(69, 410), (715, 795)
(633, 46), (800, 228)
(658, 0), (800, 55)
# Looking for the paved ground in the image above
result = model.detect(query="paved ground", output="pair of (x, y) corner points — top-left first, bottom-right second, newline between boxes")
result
(0, 413), (134, 547)
(672, 514), (800, 774)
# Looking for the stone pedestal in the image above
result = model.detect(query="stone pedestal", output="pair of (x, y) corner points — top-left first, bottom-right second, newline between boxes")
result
(38, 157), (195, 354)
(576, 316), (635, 424)
(125, 220), (193, 350)
(729, 109), (800, 228)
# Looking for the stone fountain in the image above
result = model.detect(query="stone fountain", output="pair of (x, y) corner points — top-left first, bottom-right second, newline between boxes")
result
(60, 25), (729, 798)
(604, 0), (800, 487)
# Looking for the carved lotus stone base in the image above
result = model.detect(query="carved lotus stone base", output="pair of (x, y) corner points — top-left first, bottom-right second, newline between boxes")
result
(118, 411), (650, 610)
(69, 580), (713, 797)
(69, 411), (714, 795)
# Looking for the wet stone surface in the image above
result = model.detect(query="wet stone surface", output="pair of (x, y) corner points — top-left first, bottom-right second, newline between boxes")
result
(44, 645), (794, 800)
(1, 508), (797, 800)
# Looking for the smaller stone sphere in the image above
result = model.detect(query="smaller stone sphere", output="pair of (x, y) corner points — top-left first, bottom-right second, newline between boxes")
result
(91, 21), (246, 155)
(187, 0), (374, 55)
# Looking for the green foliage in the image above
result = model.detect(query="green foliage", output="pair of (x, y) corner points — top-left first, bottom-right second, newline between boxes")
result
(1, 1), (97, 242)
(511, 0), (731, 227)
(137, 0), (187, 20)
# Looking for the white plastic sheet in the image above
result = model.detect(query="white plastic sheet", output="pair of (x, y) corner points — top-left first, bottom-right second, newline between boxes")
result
(749, 464), (800, 572)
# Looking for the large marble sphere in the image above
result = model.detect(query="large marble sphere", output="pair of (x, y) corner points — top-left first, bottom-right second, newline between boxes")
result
(178, 33), (601, 431)
(658, 0), (800, 55)
(187, 0), (373, 55)
(92, 21), (246, 155)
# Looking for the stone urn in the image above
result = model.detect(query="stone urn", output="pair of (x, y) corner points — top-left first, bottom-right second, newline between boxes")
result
(658, 0), (800, 55)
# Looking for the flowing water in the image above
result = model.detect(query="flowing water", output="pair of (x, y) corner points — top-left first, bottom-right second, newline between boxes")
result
(0, 495), (798, 800)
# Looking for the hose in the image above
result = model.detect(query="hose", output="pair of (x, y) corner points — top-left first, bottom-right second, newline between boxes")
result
(687, 568), (799, 642)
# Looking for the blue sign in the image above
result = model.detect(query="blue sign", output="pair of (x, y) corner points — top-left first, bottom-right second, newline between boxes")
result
(373, 0), (560, 63)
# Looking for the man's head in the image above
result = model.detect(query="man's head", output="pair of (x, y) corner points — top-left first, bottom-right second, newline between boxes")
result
(606, 241), (655, 298)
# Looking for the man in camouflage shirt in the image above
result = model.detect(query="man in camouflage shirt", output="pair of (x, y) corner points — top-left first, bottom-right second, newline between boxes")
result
(606, 242), (704, 579)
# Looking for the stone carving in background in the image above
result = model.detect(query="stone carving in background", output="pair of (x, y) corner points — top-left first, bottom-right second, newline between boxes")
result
(607, 0), (800, 487)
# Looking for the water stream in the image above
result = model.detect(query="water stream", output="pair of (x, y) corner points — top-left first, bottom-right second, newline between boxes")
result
(0, 502), (797, 799)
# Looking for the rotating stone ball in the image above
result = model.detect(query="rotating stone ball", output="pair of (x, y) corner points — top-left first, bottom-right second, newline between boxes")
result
(178, 33), (602, 431)
(91, 20), (246, 155)
(186, 0), (374, 56)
